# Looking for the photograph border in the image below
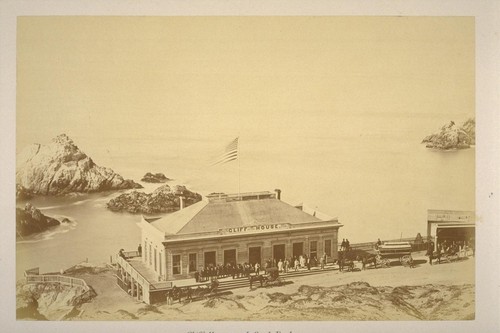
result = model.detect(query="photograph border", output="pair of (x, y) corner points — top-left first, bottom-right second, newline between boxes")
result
(1, 1), (499, 332)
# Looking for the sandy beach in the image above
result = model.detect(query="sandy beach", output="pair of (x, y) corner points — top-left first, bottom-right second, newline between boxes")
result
(17, 251), (474, 321)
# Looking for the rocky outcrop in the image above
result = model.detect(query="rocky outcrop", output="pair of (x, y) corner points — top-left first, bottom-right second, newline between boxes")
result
(16, 134), (142, 195)
(16, 277), (97, 320)
(422, 118), (475, 150)
(461, 118), (476, 145)
(107, 184), (202, 214)
(16, 203), (60, 238)
(141, 172), (170, 183)
(16, 184), (34, 200)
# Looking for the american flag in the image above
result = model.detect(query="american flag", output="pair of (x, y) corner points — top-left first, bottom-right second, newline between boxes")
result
(211, 137), (239, 166)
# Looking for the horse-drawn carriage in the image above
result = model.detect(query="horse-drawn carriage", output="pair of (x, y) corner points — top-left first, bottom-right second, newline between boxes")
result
(263, 267), (283, 287)
(378, 241), (414, 268)
(248, 267), (284, 288)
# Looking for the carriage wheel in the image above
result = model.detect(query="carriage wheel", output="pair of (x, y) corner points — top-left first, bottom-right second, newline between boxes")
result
(401, 255), (412, 266)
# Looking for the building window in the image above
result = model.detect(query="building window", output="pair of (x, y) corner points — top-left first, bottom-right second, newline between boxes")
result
(154, 248), (157, 272)
(149, 244), (152, 266)
(172, 254), (181, 275)
(310, 240), (318, 259)
(189, 253), (197, 272)
(324, 239), (332, 257)
(159, 252), (162, 275)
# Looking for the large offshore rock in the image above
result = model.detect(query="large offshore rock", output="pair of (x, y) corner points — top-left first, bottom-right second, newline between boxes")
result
(16, 134), (142, 195)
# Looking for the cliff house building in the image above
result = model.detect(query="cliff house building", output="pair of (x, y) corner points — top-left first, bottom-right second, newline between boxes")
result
(116, 190), (342, 304)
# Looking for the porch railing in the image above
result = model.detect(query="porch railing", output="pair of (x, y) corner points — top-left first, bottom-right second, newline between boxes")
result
(115, 256), (152, 290)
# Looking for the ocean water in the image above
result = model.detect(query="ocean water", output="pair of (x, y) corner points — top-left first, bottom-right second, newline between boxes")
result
(16, 113), (475, 278)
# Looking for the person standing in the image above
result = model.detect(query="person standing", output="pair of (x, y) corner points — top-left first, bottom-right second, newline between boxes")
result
(166, 289), (172, 305)
(436, 244), (442, 264)
(255, 262), (260, 275)
(278, 259), (284, 272)
(319, 255), (325, 270)
(137, 244), (142, 256)
(194, 270), (200, 283)
(284, 258), (289, 273)
(427, 241), (434, 265)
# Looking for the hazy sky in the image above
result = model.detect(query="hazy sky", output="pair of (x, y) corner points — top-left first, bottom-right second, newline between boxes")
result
(17, 16), (474, 148)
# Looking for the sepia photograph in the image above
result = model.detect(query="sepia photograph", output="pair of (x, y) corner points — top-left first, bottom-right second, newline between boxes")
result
(1, 1), (499, 333)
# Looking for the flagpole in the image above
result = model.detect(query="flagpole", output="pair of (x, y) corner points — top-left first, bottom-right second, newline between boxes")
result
(238, 136), (241, 198)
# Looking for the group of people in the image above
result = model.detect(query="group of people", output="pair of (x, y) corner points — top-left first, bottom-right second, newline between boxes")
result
(265, 253), (329, 273)
(193, 253), (331, 283)
(426, 239), (474, 265)
(340, 239), (351, 251)
(118, 244), (143, 260)
(194, 263), (254, 282)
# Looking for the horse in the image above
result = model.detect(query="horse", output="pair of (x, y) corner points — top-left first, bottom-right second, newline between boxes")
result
(248, 274), (264, 289)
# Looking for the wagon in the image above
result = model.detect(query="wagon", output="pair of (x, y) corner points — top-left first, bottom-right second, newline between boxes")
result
(378, 241), (414, 267)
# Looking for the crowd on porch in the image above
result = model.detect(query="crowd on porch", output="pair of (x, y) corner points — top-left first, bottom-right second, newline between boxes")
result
(193, 252), (331, 283)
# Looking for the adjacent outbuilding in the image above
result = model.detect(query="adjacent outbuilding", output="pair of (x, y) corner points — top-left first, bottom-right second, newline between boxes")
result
(427, 209), (475, 250)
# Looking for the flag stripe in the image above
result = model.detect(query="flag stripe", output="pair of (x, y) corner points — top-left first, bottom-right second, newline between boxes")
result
(211, 137), (239, 166)
(211, 151), (238, 166)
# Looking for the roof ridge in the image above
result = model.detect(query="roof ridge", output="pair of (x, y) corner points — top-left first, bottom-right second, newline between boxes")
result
(175, 199), (209, 234)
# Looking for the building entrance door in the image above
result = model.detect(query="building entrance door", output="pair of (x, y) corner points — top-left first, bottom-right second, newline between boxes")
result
(293, 242), (304, 258)
(204, 251), (216, 267)
(249, 246), (261, 266)
(273, 244), (286, 262)
(224, 249), (237, 266)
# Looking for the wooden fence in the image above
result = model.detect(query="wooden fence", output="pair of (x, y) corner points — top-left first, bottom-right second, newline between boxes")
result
(24, 270), (90, 291)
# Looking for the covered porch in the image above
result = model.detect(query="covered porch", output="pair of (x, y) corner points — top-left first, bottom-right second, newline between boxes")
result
(115, 251), (172, 304)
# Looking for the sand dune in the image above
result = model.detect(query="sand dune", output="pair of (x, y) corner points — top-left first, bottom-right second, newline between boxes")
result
(31, 252), (474, 321)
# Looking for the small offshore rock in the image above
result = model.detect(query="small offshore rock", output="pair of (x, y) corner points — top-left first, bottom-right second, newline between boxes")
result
(422, 118), (475, 150)
(141, 172), (170, 183)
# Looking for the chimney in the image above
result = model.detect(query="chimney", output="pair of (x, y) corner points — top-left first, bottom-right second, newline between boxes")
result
(274, 189), (281, 200)
(179, 196), (184, 210)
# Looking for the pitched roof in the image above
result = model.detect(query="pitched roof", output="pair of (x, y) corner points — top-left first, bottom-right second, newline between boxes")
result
(149, 194), (327, 236)
(150, 199), (208, 235)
